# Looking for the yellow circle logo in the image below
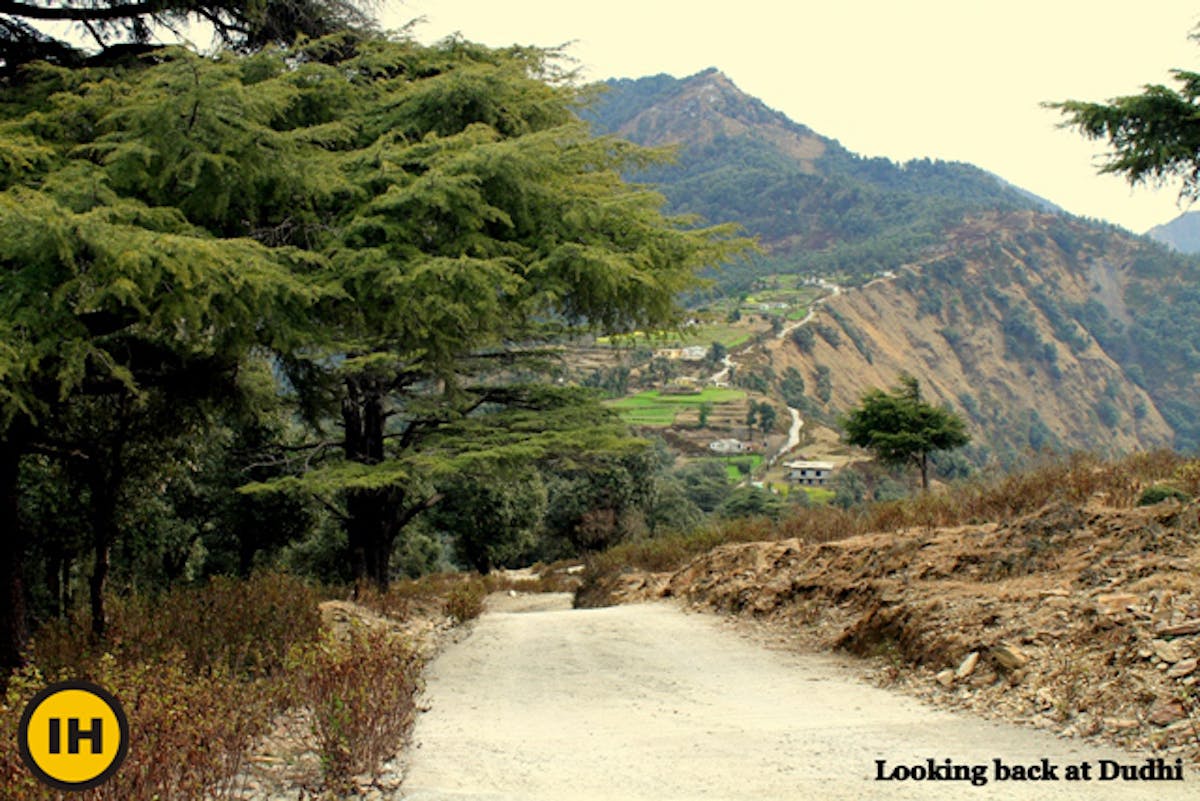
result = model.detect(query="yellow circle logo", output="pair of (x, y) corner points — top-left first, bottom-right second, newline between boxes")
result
(18, 681), (129, 791)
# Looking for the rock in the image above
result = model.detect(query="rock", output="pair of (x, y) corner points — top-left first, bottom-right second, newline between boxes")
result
(1167, 658), (1198, 678)
(1158, 619), (1200, 636)
(970, 670), (998, 687)
(1152, 639), (1184, 663)
(936, 669), (955, 687)
(1106, 718), (1140, 731)
(1149, 699), (1187, 726)
(956, 651), (980, 679)
(1097, 593), (1140, 614)
(991, 643), (1029, 670)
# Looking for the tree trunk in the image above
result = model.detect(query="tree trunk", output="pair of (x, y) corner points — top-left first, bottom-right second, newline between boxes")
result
(85, 453), (123, 640)
(918, 451), (930, 491)
(87, 473), (119, 639)
(342, 376), (395, 591)
(0, 437), (28, 674)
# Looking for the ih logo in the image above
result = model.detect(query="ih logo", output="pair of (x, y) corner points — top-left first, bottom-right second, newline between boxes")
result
(18, 681), (129, 791)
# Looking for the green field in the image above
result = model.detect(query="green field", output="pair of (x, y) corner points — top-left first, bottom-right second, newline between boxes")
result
(596, 323), (754, 350)
(802, 487), (836, 504)
(712, 454), (764, 481)
(607, 388), (746, 427)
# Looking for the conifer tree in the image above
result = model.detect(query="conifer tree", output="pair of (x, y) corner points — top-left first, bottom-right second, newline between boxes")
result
(840, 375), (969, 490)
(0, 33), (747, 663)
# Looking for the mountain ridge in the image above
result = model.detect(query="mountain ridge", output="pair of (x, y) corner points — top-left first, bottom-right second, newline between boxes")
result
(584, 69), (1200, 458)
(1146, 210), (1200, 253)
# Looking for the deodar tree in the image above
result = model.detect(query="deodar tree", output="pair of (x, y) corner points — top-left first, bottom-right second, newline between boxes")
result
(242, 38), (745, 590)
(839, 375), (969, 490)
(0, 31), (745, 665)
(1049, 27), (1200, 203)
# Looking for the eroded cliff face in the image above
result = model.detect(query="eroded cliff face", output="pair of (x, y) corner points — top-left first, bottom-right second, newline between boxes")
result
(760, 211), (1179, 460)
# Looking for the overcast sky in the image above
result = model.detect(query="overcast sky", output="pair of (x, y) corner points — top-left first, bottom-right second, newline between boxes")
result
(382, 1), (1200, 234)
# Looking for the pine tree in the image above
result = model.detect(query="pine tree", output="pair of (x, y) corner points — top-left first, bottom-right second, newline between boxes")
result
(840, 375), (969, 490)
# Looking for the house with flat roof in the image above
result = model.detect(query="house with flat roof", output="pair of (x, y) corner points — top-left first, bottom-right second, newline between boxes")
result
(784, 460), (835, 486)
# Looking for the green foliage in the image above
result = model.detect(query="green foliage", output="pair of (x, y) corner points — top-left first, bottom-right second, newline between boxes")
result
(780, 366), (806, 406)
(790, 325), (816, 352)
(840, 375), (970, 489)
(542, 450), (658, 553)
(675, 460), (734, 512)
(1051, 44), (1200, 203)
(430, 469), (547, 574)
(1137, 484), (1190, 506)
(717, 486), (785, 520)
(814, 364), (833, 404)
(0, 0), (376, 76)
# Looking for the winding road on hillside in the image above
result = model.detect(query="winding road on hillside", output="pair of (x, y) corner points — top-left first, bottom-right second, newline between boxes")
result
(398, 595), (1193, 800)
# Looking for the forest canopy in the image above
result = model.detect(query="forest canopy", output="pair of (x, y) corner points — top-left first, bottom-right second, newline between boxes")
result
(0, 32), (745, 669)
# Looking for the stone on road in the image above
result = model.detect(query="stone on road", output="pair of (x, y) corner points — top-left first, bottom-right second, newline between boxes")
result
(399, 597), (1192, 800)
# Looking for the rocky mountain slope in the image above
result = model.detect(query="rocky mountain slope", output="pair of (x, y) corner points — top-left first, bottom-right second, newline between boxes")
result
(1147, 211), (1200, 254)
(587, 70), (1200, 458)
(754, 211), (1184, 461)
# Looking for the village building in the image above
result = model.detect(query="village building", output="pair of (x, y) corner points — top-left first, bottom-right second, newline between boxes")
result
(708, 438), (749, 454)
(655, 345), (708, 361)
(784, 460), (835, 486)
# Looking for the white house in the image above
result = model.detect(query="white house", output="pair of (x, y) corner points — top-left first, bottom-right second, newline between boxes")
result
(708, 438), (748, 454)
(784, 460), (835, 486)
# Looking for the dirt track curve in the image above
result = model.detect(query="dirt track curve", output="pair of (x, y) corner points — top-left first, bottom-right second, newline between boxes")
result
(398, 594), (1194, 800)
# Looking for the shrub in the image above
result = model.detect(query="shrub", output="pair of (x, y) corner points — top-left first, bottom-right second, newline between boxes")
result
(31, 572), (322, 680)
(1138, 484), (1190, 506)
(444, 580), (487, 623)
(0, 654), (276, 801)
(289, 628), (423, 794)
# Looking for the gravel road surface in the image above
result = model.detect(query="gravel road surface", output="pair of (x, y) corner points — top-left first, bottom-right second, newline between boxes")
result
(399, 595), (1194, 800)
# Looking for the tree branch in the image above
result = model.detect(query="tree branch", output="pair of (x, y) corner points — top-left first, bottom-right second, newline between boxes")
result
(309, 491), (349, 523)
(0, 0), (164, 22)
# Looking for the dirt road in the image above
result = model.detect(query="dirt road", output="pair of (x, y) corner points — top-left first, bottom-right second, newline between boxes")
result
(398, 596), (1194, 800)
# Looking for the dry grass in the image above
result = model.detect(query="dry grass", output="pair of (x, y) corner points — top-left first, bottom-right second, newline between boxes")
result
(3, 573), (323, 801)
(588, 451), (1196, 583)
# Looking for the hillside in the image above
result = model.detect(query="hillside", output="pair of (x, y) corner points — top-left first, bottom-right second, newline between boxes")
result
(585, 70), (1200, 458)
(587, 69), (1049, 286)
(752, 210), (1200, 460)
(1147, 211), (1200, 254)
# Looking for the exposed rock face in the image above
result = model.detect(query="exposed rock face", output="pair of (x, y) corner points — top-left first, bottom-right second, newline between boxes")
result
(758, 211), (1178, 458)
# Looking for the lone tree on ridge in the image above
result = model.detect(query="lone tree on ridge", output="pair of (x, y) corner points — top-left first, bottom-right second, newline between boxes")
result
(839, 374), (969, 490)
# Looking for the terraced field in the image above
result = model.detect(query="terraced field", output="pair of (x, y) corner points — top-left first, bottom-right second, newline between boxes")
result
(606, 388), (746, 426)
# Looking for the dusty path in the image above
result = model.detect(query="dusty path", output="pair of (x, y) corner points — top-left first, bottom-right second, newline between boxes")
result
(399, 596), (1194, 800)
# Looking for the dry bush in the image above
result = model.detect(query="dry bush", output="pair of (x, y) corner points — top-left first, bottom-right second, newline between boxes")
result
(444, 580), (487, 623)
(11, 572), (324, 800)
(586, 451), (1195, 582)
(1175, 460), (1200, 497)
(0, 654), (276, 801)
(289, 627), (423, 795)
(31, 572), (322, 680)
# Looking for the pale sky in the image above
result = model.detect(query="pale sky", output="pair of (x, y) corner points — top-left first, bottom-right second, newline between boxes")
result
(382, 1), (1200, 234)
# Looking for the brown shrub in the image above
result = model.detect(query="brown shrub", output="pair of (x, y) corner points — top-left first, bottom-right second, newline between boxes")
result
(289, 627), (423, 794)
(444, 580), (487, 623)
(31, 572), (323, 680)
(0, 654), (276, 801)
(584, 451), (1195, 585)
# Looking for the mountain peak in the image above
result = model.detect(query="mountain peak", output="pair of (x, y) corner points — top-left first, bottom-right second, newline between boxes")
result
(593, 67), (827, 170)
